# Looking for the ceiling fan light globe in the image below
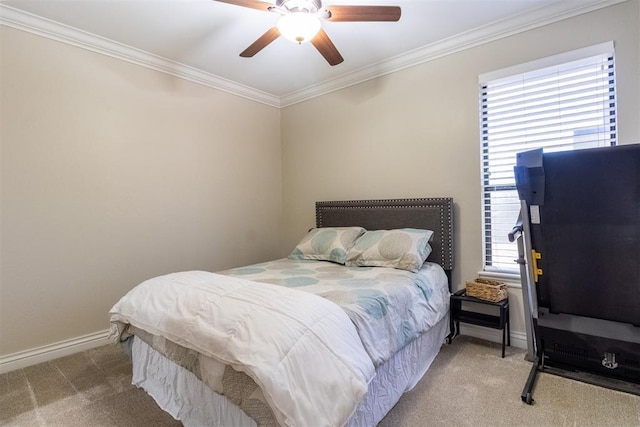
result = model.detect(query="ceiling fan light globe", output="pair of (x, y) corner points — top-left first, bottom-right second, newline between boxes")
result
(277, 13), (321, 44)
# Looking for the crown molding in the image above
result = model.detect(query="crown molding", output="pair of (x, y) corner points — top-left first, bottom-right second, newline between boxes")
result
(1, 0), (627, 109)
(280, 0), (627, 107)
(0, 4), (281, 108)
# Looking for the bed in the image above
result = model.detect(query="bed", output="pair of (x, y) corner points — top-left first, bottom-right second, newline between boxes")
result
(110, 197), (454, 426)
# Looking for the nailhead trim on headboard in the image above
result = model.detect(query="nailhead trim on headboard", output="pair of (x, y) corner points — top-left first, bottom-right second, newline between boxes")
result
(315, 198), (454, 271)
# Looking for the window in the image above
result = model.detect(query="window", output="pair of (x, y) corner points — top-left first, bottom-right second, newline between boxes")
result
(479, 42), (617, 273)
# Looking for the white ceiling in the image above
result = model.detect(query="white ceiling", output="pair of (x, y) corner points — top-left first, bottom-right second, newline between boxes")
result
(0, 0), (623, 106)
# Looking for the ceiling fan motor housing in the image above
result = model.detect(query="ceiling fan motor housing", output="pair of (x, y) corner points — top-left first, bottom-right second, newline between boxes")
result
(277, 0), (321, 14)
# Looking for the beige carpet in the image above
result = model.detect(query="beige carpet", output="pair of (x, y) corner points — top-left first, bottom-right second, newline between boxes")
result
(379, 336), (640, 427)
(0, 343), (180, 427)
(1, 335), (639, 426)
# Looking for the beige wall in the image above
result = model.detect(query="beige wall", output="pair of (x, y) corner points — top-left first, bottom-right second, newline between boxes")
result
(281, 1), (640, 336)
(0, 27), (282, 356)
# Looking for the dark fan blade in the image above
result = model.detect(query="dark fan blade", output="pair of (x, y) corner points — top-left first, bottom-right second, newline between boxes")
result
(212, 0), (273, 12)
(324, 5), (401, 22)
(240, 27), (281, 57)
(310, 28), (344, 66)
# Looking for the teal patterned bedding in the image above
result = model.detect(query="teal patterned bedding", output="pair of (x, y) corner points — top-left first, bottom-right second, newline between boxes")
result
(221, 259), (450, 367)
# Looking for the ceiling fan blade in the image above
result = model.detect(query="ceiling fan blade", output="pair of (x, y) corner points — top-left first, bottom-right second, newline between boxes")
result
(324, 5), (401, 22)
(310, 28), (344, 66)
(240, 27), (281, 57)
(212, 0), (274, 12)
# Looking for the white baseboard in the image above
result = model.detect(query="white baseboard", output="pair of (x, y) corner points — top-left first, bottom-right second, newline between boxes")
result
(0, 325), (527, 374)
(0, 329), (111, 374)
(458, 324), (528, 350)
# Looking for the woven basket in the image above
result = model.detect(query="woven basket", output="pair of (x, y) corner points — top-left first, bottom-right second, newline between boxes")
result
(465, 278), (508, 302)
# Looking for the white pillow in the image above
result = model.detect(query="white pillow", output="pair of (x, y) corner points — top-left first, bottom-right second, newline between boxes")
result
(346, 228), (433, 272)
(289, 227), (366, 264)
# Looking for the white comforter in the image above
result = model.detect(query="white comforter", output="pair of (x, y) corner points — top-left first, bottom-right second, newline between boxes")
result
(109, 271), (375, 427)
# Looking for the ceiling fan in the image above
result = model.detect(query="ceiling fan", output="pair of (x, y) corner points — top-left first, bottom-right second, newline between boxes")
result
(213, 0), (401, 66)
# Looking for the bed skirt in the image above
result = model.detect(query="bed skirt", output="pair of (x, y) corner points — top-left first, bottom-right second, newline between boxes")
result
(129, 315), (449, 426)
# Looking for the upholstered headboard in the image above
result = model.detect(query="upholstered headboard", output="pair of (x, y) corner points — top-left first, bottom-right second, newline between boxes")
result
(315, 198), (454, 275)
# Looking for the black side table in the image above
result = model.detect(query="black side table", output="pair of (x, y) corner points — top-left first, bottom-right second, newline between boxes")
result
(449, 289), (510, 357)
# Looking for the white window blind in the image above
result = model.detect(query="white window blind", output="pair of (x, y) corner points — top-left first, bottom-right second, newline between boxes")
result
(479, 43), (617, 272)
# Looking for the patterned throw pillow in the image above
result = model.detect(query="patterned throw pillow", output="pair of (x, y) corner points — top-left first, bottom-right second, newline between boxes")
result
(345, 228), (434, 272)
(289, 227), (366, 264)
